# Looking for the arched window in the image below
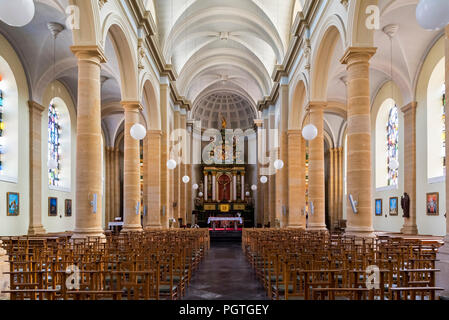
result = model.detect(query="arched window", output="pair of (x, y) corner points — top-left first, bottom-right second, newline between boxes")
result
(48, 102), (61, 186)
(387, 104), (399, 186)
(375, 98), (398, 188)
(0, 55), (19, 182)
(427, 58), (445, 180)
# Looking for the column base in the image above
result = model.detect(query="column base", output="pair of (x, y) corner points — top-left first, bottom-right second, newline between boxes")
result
(287, 224), (305, 229)
(71, 228), (106, 240)
(307, 223), (327, 231)
(436, 239), (449, 299)
(144, 224), (162, 230)
(27, 225), (47, 236)
(344, 226), (376, 238)
(400, 224), (418, 235)
(121, 225), (143, 233)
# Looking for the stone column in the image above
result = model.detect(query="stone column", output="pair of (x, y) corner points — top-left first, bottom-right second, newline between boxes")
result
(276, 79), (289, 228)
(241, 173), (245, 200)
(70, 45), (106, 239)
(114, 148), (121, 219)
(287, 130), (305, 228)
(436, 25), (449, 298)
(400, 102), (418, 234)
(262, 117), (270, 226)
(329, 148), (335, 230)
(232, 172), (237, 201)
(337, 147), (343, 222)
(121, 102), (143, 232)
(212, 172), (216, 201)
(307, 102), (327, 230)
(142, 135), (148, 227)
(268, 111), (277, 226)
(160, 81), (171, 228)
(341, 47), (377, 237)
(204, 172), (208, 201)
(27, 101), (47, 235)
(179, 114), (187, 225)
(186, 122), (193, 225)
(173, 112), (180, 221)
(145, 130), (162, 229)
(105, 147), (111, 225)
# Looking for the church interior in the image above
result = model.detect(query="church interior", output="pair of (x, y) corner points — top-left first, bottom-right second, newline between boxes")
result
(0, 0), (448, 302)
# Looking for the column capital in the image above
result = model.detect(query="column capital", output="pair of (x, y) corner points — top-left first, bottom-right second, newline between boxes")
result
(306, 101), (327, 112)
(70, 45), (107, 63)
(121, 101), (143, 111)
(340, 47), (377, 65)
(27, 100), (46, 114)
(401, 101), (417, 114)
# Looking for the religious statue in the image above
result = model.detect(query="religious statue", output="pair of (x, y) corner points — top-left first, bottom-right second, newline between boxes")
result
(401, 192), (410, 218)
(221, 116), (227, 129)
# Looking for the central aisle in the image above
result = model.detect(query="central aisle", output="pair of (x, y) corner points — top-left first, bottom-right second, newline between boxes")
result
(183, 242), (268, 300)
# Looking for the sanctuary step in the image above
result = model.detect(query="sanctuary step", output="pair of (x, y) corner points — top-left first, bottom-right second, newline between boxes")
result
(209, 230), (242, 242)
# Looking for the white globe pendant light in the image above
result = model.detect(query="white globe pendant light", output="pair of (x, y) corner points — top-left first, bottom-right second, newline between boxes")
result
(389, 158), (399, 171)
(302, 123), (318, 141)
(130, 123), (146, 140)
(192, 183), (199, 190)
(416, 0), (449, 30)
(166, 159), (177, 170)
(245, 191), (250, 197)
(274, 159), (284, 170)
(260, 176), (268, 184)
(182, 175), (190, 184)
(198, 191), (203, 197)
(0, 0), (35, 27)
(251, 184), (257, 191)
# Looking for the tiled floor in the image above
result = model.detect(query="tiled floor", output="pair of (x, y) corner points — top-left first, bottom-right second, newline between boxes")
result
(183, 241), (268, 300)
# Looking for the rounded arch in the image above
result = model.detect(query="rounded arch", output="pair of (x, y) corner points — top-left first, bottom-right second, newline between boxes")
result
(347, 0), (377, 47)
(289, 78), (306, 130)
(70, 0), (102, 46)
(101, 13), (139, 101)
(141, 77), (161, 131)
(311, 21), (345, 101)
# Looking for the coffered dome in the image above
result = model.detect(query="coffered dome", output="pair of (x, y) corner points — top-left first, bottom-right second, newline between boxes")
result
(193, 92), (256, 130)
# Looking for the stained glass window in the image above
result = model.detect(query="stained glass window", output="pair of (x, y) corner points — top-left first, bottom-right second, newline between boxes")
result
(441, 84), (446, 169)
(48, 103), (61, 186)
(387, 104), (399, 186)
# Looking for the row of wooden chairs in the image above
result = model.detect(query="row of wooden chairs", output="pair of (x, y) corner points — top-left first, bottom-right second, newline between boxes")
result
(243, 229), (444, 300)
(0, 229), (210, 300)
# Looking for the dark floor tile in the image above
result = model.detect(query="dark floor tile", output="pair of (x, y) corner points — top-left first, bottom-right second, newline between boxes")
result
(183, 242), (268, 300)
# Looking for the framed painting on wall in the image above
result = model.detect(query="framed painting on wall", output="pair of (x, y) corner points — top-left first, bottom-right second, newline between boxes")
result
(6, 192), (19, 216)
(65, 199), (72, 217)
(389, 197), (398, 216)
(426, 192), (439, 216)
(375, 199), (382, 216)
(48, 197), (57, 217)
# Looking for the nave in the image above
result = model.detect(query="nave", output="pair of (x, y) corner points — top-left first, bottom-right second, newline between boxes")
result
(0, 229), (445, 301)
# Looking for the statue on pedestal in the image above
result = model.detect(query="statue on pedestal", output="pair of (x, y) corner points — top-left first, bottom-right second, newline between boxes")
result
(401, 192), (410, 218)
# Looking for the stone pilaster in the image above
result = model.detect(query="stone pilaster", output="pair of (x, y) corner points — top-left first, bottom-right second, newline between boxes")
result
(340, 46), (377, 237)
(70, 45), (106, 239)
(436, 25), (449, 298)
(400, 102), (418, 234)
(179, 113), (187, 225)
(307, 102), (327, 230)
(27, 101), (47, 235)
(254, 119), (264, 226)
(121, 102), (143, 232)
(287, 130), (306, 228)
(145, 130), (162, 229)
(114, 148), (121, 219)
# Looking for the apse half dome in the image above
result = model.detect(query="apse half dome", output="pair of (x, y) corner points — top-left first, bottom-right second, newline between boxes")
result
(193, 92), (256, 130)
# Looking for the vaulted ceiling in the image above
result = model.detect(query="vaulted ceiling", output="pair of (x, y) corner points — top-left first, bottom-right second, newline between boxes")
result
(153, 0), (297, 105)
